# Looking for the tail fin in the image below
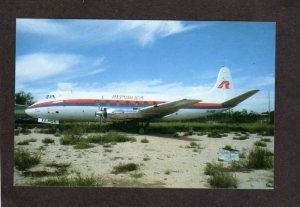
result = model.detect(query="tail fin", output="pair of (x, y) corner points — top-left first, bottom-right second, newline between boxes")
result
(208, 66), (234, 102)
(222, 90), (259, 107)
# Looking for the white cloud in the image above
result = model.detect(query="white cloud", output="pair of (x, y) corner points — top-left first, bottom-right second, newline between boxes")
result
(88, 68), (106, 75)
(116, 20), (196, 46)
(57, 82), (77, 91)
(17, 19), (67, 36)
(252, 76), (275, 87)
(16, 53), (81, 82)
(17, 19), (199, 46)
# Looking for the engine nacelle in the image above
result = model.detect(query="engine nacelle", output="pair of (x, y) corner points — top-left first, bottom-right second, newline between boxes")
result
(96, 108), (140, 121)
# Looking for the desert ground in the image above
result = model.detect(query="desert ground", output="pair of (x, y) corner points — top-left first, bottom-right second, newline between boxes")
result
(14, 129), (274, 188)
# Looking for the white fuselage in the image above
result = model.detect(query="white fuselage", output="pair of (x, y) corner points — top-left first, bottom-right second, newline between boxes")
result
(25, 92), (228, 122)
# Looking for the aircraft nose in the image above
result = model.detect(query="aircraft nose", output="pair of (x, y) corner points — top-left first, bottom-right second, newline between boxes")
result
(25, 108), (35, 117)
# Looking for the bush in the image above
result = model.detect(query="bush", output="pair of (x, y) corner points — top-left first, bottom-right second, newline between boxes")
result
(17, 138), (36, 145)
(60, 134), (83, 145)
(23, 168), (67, 177)
(261, 138), (272, 142)
(46, 162), (71, 168)
(14, 148), (40, 171)
(74, 141), (94, 149)
(141, 138), (149, 143)
(28, 174), (105, 186)
(246, 147), (273, 169)
(20, 128), (31, 135)
(112, 163), (139, 174)
(17, 140), (30, 145)
(224, 145), (232, 150)
(204, 162), (227, 176)
(183, 128), (194, 136)
(197, 132), (206, 136)
(130, 172), (144, 178)
(254, 141), (267, 147)
(208, 172), (238, 188)
(164, 169), (171, 175)
(143, 155), (150, 161)
(189, 141), (197, 147)
(14, 129), (20, 136)
(207, 131), (222, 138)
(86, 132), (136, 144)
(233, 136), (249, 140)
(103, 143), (112, 148)
(42, 138), (55, 144)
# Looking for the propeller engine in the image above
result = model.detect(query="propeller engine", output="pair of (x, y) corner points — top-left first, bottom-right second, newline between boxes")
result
(95, 107), (107, 123)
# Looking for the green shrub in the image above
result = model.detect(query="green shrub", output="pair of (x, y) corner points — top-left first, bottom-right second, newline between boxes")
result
(17, 140), (30, 145)
(42, 138), (55, 144)
(164, 169), (171, 175)
(17, 138), (37, 145)
(74, 141), (94, 149)
(189, 141), (197, 147)
(261, 138), (272, 142)
(246, 147), (273, 169)
(208, 172), (238, 188)
(254, 141), (267, 147)
(112, 163), (139, 174)
(197, 132), (206, 136)
(233, 136), (249, 140)
(103, 143), (112, 148)
(14, 148), (40, 171)
(14, 129), (21, 136)
(86, 132), (136, 144)
(60, 134), (83, 145)
(141, 138), (149, 143)
(23, 168), (67, 177)
(46, 162), (71, 168)
(207, 131), (222, 138)
(224, 145), (232, 150)
(204, 162), (227, 176)
(28, 174), (105, 186)
(143, 155), (151, 161)
(20, 128), (31, 135)
(130, 172), (144, 178)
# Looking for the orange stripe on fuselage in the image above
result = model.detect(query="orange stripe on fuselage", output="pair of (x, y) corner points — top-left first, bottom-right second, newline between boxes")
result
(63, 99), (97, 103)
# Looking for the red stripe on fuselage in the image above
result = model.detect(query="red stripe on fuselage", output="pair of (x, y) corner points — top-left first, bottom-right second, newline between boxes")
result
(63, 99), (97, 103)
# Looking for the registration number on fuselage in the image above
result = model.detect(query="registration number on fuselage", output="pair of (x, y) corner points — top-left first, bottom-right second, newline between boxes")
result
(38, 118), (59, 124)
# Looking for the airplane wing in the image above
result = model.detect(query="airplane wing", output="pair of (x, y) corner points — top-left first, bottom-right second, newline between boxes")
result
(139, 99), (201, 118)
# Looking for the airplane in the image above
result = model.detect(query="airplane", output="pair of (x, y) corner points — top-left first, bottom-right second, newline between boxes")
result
(24, 67), (259, 134)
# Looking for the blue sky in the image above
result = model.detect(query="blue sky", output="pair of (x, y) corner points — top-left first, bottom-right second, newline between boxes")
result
(16, 19), (275, 112)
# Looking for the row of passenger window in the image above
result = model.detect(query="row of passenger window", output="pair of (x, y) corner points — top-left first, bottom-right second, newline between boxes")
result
(97, 101), (159, 106)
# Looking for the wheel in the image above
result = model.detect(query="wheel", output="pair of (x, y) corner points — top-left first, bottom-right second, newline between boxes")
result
(138, 127), (145, 134)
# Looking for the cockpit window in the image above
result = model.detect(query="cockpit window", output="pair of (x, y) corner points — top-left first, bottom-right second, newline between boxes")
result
(46, 95), (55, 99)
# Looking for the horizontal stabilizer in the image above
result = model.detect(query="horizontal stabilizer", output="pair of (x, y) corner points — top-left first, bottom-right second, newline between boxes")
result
(222, 90), (259, 107)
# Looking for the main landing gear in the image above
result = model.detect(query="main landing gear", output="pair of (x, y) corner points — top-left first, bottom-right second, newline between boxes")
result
(138, 122), (149, 134)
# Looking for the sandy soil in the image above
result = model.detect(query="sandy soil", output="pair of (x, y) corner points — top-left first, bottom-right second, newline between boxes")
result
(14, 130), (274, 188)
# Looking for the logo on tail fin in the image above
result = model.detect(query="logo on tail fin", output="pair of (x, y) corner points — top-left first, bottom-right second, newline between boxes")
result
(218, 80), (230, 89)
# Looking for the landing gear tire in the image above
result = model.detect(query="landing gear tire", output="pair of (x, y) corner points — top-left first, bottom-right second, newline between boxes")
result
(138, 127), (145, 134)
